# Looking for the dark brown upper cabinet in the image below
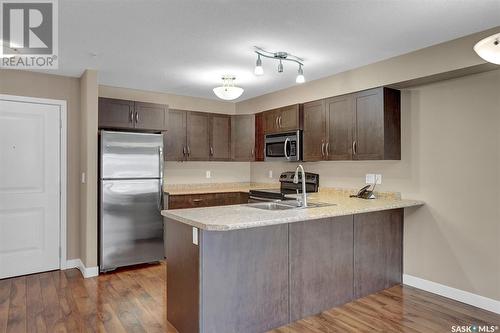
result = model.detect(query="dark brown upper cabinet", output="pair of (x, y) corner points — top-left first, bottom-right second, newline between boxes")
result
(134, 101), (168, 131)
(186, 112), (211, 161)
(98, 97), (168, 131)
(231, 114), (255, 161)
(98, 98), (135, 129)
(326, 94), (354, 160)
(254, 112), (265, 161)
(302, 87), (400, 161)
(164, 109), (187, 161)
(210, 114), (231, 161)
(302, 100), (326, 161)
(353, 87), (400, 160)
(263, 104), (302, 134)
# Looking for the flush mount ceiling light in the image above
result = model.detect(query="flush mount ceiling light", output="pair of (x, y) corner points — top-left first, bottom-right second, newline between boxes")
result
(254, 46), (306, 84)
(473, 33), (500, 65)
(213, 76), (244, 100)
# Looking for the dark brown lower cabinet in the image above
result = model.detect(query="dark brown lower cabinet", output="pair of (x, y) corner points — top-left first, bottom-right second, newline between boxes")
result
(289, 215), (354, 321)
(165, 209), (404, 333)
(354, 208), (403, 298)
(167, 192), (249, 209)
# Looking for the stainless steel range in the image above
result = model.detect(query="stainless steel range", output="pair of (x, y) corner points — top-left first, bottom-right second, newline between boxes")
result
(249, 171), (320, 202)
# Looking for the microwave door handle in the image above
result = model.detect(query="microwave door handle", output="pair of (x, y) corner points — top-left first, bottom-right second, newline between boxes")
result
(284, 137), (290, 160)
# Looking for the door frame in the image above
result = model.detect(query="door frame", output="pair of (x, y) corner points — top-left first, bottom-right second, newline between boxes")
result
(0, 94), (68, 270)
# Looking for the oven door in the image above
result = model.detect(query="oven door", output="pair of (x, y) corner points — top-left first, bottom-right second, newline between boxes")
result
(265, 131), (301, 161)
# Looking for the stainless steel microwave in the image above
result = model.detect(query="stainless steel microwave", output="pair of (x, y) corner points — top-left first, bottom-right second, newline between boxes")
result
(265, 130), (302, 161)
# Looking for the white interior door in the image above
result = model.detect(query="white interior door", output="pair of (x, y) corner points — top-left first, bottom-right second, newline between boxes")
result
(0, 98), (61, 279)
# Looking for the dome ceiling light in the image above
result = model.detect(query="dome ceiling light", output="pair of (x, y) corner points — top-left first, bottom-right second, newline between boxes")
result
(213, 76), (244, 100)
(473, 33), (500, 65)
(253, 46), (306, 84)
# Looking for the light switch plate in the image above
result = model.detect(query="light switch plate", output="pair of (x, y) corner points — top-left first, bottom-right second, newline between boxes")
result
(365, 174), (375, 184)
(206, 170), (211, 179)
(375, 174), (382, 184)
(192, 227), (198, 245)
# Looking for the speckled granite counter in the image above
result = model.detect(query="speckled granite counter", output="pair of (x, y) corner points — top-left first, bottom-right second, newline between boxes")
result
(161, 189), (424, 231)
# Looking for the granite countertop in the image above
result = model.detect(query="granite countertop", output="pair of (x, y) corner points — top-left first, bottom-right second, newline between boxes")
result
(161, 188), (424, 231)
(164, 182), (279, 195)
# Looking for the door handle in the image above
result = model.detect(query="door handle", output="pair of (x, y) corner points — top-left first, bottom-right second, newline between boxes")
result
(284, 137), (290, 160)
(158, 147), (164, 211)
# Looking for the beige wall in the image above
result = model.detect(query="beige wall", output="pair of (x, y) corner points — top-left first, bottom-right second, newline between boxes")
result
(236, 27), (499, 114)
(79, 70), (99, 267)
(99, 85), (235, 114)
(251, 70), (500, 301)
(0, 69), (81, 260)
(165, 162), (250, 184)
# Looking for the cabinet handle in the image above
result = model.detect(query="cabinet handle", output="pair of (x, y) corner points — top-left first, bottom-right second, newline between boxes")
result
(135, 111), (139, 123)
(321, 141), (325, 158)
(352, 140), (357, 155)
(129, 110), (133, 123)
(192, 198), (203, 203)
(183, 146), (186, 156)
(210, 146), (214, 156)
(251, 148), (254, 157)
(275, 116), (279, 128)
(278, 116), (282, 128)
(325, 142), (330, 157)
(187, 146), (191, 157)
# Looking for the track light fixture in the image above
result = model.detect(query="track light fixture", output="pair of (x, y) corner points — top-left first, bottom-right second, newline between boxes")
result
(253, 46), (305, 83)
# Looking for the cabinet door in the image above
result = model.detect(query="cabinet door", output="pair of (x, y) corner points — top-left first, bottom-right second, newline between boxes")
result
(186, 112), (210, 161)
(325, 94), (354, 160)
(289, 216), (353, 321)
(231, 114), (255, 161)
(278, 104), (300, 132)
(353, 88), (384, 160)
(254, 113), (265, 161)
(263, 109), (279, 134)
(98, 98), (134, 129)
(354, 209), (403, 298)
(302, 100), (326, 161)
(164, 109), (187, 161)
(134, 102), (168, 131)
(210, 114), (231, 161)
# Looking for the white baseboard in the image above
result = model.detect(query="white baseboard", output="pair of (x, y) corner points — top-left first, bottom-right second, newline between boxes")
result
(403, 274), (500, 314)
(63, 258), (99, 278)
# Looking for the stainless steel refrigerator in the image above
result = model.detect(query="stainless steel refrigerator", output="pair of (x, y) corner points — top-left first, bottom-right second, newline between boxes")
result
(99, 131), (164, 272)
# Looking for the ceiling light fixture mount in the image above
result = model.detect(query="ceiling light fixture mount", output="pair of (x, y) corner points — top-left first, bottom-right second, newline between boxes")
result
(213, 75), (244, 100)
(254, 46), (306, 83)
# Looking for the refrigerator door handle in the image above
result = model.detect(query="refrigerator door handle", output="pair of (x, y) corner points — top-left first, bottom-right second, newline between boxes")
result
(159, 146), (164, 211)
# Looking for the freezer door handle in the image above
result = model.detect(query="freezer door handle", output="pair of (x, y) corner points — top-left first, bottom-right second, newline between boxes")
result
(159, 146), (164, 211)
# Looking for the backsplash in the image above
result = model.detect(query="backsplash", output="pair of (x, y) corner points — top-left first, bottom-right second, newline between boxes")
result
(164, 161), (251, 184)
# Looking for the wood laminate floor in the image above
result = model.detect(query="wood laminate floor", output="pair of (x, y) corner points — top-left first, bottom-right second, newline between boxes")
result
(0, 262), (498, 333)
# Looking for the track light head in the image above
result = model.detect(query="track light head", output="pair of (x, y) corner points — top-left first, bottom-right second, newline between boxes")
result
(296, 64), (305, 84)
(254, 54), (264, 76)
(278, 59), (283, 73)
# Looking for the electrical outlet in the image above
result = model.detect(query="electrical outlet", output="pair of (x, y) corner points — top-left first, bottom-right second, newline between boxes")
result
(375, 174), (382, 185)
(268, 170), (273, 178)
(365, 174), (375, 184)
(206, 170), (211, 179)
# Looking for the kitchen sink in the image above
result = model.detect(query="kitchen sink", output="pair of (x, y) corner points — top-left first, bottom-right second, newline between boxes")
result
(247, 201), (335, 211)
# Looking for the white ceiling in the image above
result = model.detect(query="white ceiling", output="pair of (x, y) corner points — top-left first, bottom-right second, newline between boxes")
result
(52, 0), (500, 101)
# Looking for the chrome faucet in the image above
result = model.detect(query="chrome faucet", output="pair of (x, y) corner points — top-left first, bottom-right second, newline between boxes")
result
(293, 164), (307, 207)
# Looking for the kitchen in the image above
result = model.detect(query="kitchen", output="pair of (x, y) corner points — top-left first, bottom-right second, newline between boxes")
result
(0, 1), (499, 332)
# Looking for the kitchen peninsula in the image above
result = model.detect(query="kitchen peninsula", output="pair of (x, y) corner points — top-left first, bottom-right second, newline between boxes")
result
(162, 190), (423, 333)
